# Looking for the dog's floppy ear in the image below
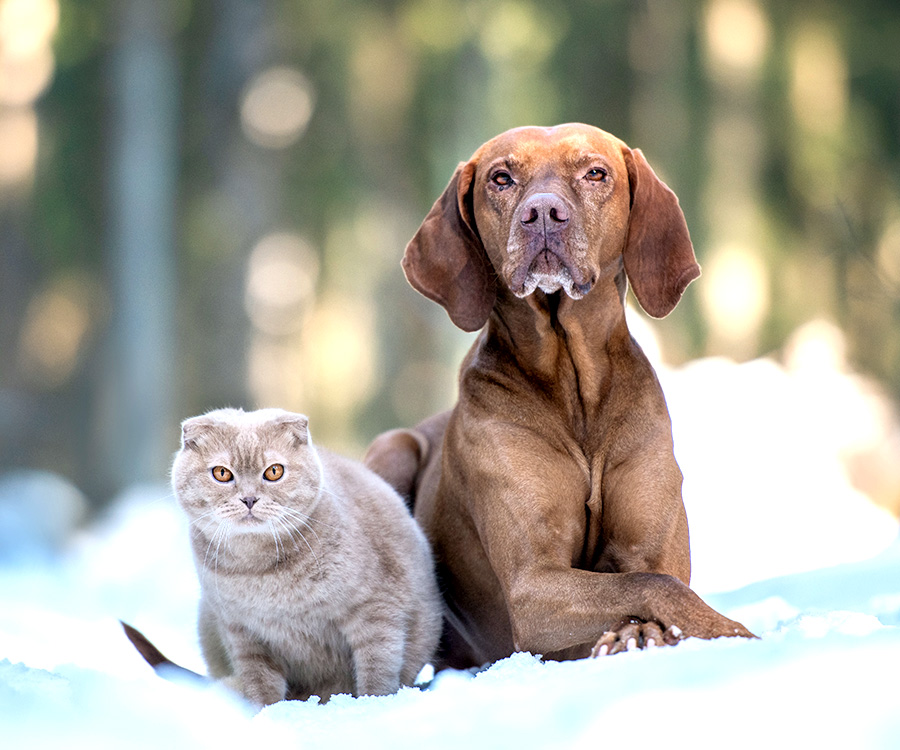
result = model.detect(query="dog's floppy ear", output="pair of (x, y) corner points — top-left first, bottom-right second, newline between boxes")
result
(621, 147), (700, 319)
(402, 161), (497, 332)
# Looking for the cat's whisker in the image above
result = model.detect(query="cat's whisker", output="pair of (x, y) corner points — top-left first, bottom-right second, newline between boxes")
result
(310, 485), (349, 510)
(189, 508), (222, 528)
(271, 518), (302, 558)
(280, 505), (323, 523)
(280, 508), (324, 543)
(150, 490), (178, 507)
(192, 513), (218, 535)
(269, 527), (279, 563)
(202, 520), (224, 568)
(270, 520), (295, 569)
(205, 522), (223, 564)
(212, 523), (231, 596)
(275, 516), (319, 568)
(132, 488), (178, 509)
(279, 515), (323, 566)
(275, 517), (306, 553)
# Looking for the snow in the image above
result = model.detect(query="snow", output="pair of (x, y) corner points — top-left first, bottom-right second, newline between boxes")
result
(2, 334), (900, 748)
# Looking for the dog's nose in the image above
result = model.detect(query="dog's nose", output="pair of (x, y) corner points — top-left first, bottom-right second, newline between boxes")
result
(519, 193), (569, 230)
(241, 496), (258, 509)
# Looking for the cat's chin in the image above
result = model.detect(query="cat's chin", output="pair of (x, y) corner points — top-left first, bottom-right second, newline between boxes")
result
(229, 515), (268, 532)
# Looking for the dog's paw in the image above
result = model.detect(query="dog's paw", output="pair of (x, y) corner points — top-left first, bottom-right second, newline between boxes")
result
(590, 618), (682, 657)
(680, 612), (758, 642)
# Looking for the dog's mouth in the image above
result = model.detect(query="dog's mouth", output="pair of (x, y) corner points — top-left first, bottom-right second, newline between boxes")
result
(511, 247), (593, 300)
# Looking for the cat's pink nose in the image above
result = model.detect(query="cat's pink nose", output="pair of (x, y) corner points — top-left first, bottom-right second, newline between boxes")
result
(241, 496), (258, 509)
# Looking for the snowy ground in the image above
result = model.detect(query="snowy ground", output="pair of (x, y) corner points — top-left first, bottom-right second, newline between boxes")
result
(2, 332), (900, 748)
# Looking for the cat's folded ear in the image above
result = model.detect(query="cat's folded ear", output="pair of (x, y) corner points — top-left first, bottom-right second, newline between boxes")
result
(273, 412), (310, 447)
(181, 416), (216, 451)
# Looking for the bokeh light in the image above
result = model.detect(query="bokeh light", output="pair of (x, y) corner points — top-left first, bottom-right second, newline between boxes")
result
(877, 217), (900, 289)
(0, 0), (57, 189)
(789, 22), (847, 135)
(248, 334), (307, 414)
(17, 274), (103, 389)
(0, 42), (54, 106)
(348, 21), (414, 140)
(478, 1), (564, 64)
(302, 295), (377, 414)
(700, 244), (770, 349)
(401, 0), (470, 52)
(240, 66), (314, 149)
(703, 0), (769, 79)
(0, 107), (37, 185)
(0, 0), (58, 59)
(244, 232), (319, 336)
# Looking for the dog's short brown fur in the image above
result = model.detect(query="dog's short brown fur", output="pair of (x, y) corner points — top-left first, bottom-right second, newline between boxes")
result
(366, 123), (754, 669)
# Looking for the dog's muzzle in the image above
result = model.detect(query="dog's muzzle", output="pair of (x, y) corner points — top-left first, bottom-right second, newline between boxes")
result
(509, 192), (593, 299)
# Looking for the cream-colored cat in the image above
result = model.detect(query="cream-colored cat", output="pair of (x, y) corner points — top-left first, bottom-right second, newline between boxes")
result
(170, 407), (441, 706)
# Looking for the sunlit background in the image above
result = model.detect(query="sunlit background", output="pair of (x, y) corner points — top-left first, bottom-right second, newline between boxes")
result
(1, 0), (899, 537)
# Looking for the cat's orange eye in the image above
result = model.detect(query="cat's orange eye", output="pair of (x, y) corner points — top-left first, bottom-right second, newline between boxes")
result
(211, 466), (233, 482)
(264, 464), (284, 481)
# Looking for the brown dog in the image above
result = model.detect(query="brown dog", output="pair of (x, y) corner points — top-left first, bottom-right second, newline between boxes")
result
(366, 123), (754, 669)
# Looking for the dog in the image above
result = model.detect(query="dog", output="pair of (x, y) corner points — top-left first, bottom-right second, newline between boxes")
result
(365, 123), (754, 668)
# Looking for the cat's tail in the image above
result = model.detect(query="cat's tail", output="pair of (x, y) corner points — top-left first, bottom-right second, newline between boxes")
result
(120, 621), (208, 685)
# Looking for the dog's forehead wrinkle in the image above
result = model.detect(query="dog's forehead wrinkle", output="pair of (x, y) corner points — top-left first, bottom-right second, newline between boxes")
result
(487, 139), (620, 186)
(484, 153), (520, 171)
(571, 152), (613, 169)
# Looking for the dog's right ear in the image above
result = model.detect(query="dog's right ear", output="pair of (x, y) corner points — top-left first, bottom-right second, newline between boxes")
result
(402, 161), (497, 332)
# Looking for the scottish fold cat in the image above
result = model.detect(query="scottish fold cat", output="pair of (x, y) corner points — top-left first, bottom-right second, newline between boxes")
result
(164, 407), (441, 706)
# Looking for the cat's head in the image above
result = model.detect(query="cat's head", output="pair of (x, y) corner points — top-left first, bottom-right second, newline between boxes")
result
(171, 407), (322, 534)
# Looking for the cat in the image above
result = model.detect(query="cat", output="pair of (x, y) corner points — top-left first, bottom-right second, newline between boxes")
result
(161, 406), (441, 707)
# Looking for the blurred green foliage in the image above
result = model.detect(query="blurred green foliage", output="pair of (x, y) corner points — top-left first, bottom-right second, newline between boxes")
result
(1, 0), (899, 507)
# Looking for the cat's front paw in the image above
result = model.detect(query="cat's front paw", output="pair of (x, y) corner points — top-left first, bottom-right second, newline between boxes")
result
(219, 674), (286, 709)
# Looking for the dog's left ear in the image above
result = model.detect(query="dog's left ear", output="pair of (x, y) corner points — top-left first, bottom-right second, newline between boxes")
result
(621, 147), (700, 319)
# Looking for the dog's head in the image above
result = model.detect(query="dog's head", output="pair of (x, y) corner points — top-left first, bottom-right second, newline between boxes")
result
(402, 123), (700, 331)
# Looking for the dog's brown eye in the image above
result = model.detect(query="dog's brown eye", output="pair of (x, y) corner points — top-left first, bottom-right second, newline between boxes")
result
(264, 464), (284, 481)
(212, 466), (233, 482)
(491, 171), (513, 187)
(585, 167), (608, 182)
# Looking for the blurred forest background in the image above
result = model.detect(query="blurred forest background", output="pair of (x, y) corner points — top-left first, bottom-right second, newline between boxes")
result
(1, 0), (900, 515)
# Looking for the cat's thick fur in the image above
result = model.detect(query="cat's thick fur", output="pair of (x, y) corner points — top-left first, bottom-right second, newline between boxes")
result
(171, 407), (441, 706)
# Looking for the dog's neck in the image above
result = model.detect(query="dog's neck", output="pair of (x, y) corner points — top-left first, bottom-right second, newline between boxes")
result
(486, 269), (632, 416)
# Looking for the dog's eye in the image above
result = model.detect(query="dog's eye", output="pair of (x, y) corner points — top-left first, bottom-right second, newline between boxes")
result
(584, 167), (608, 182)
(264, 464), (284, 481)
(491, 171), (514, 188)
(211, 466), (234, 482)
